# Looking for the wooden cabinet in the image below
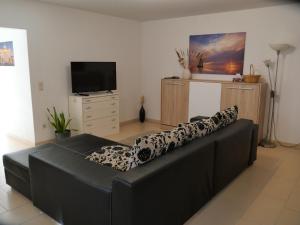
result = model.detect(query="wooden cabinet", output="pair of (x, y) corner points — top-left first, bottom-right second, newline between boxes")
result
(161, 79), (189, 126)
(161, 79), (267, 142)
(221, 83), (267, 141)
(69, 92), (120, 137)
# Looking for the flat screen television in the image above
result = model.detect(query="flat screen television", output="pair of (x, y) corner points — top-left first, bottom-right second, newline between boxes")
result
(71, 62), (117, 93)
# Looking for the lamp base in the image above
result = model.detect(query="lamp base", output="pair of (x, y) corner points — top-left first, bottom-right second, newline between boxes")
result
(260, 139), (277, 148)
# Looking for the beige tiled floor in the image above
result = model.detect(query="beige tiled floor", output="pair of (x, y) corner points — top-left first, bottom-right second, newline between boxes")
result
(0, 122), (300, 225)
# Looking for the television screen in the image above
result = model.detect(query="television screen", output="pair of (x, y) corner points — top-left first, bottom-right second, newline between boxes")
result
(71, 62), (116, 93)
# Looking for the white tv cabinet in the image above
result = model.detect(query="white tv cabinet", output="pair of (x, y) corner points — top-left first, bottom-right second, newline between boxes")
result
(69, 91), (120, 137)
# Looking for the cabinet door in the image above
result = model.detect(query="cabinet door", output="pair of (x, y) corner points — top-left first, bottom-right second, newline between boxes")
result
(161, 80), (189, 126)
(221, 83), (259, 123)
(238, 84), (260, 123)
(221, 83), (240, 110)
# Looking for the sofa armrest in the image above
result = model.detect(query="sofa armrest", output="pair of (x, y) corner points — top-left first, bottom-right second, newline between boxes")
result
(29, 144), (119, 225)
(112, 137), (215, 225)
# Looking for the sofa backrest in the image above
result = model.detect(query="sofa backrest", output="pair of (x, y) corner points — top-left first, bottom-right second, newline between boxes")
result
(211, 119), (255, 194)
(112, 136), (215, 225)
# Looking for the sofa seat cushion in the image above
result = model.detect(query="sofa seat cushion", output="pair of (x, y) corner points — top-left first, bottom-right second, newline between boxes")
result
(3, 144), (54, 183)
(86, 145), (137, 172)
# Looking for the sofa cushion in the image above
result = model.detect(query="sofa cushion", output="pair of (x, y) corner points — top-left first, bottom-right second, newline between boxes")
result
(178, 122), (199, 141)
(219, 105), (238, 128)
(86, 145), (136, 172)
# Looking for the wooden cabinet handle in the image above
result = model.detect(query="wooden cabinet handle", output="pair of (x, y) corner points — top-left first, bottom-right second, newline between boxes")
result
(86, 124), (92, 127)
(111, 110), (116, 113)
(87, 115), (92, 118)
(239, 87), (254, 90)
(86, 107), (91, 110)
(226, 87), (239, 89)
(167, 83), (184, 86)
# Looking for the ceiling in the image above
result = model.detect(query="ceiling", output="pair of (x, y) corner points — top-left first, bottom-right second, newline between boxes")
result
(36, 0), (289, 21)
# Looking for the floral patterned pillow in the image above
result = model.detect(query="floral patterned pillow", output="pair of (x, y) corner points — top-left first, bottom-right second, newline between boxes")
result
(86, 145), (137, 172)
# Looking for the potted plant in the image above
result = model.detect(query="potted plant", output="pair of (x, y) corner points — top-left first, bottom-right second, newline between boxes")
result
(47, 107), (71, 140)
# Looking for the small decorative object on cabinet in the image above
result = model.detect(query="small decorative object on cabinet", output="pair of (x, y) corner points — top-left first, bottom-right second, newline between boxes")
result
(69, 91), (120, 137)
(243, 64), (261, 83)
(139, 96), (146, 123)
(175, 49), (192, 79)
(47, 107), (71, 141)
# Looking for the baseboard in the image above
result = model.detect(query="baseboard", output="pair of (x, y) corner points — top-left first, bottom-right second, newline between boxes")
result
(146, 118), (161, 124)
(35, 139), (54, 146)
(120, 118), (161, 126)
(6, 133), (35, 147)
(120, 118), (139, 126)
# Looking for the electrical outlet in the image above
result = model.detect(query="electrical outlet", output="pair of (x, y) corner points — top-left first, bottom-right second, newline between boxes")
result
(38, 81), (44, 91)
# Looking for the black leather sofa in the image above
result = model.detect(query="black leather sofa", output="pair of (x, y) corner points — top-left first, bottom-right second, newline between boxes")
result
(3, 119), (258, 225)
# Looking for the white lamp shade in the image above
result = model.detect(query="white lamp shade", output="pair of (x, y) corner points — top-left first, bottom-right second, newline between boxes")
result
(269, 43), (291, 52)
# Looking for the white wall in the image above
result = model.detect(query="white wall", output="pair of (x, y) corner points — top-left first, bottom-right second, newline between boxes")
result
(141, 4), (300, 144)
(0, 27), (35, 143)
(0, 0), (142, 143)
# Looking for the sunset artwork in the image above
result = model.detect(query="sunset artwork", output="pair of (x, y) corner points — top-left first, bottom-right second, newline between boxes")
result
(189, 32), (246, 75)
(0, 41), (15, 66)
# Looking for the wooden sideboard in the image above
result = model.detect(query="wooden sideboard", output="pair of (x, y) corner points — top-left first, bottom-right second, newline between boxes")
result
(161, 79), (189, 126)
(161, 79), (267, 142)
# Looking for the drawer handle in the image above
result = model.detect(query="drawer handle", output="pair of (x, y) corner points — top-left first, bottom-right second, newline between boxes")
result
(226, 87), (238, 89)
(86, 124), (92, 127)
(167, 83), (184, 86)
(111, 110), (116, 113)
(86, 107), (92, 110)
(87, 115), (92, 118)
(111, 103), (116, 106)
(112, 118), (116, 122)
(112, 126), (116, 129)
(85, 100), (91, 102)
(239, 87), (254, 90)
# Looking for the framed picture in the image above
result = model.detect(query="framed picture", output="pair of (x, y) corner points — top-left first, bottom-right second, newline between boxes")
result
(189, 32), (246, 75)
(0, 41), (15, 66)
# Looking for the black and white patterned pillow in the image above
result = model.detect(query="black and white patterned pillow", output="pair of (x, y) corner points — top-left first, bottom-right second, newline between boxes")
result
(219, 106), (238, 128)
(132, 132), (167, 165)
(178, 122), (199, 141)
(86, 145), (137, 172)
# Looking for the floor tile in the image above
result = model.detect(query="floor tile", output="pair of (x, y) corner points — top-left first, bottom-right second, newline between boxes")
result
(235, 219), (261, 225)
(241, 194), (286, 225)
(0, 188), (31, 210)
(261, 177), (296, 200)
(22, 213), (60, 225)
(0, 203), (42, 224)
(0, 204), (6, 214)
(286, 186), (300, 212)
(275, 209), (300, 225)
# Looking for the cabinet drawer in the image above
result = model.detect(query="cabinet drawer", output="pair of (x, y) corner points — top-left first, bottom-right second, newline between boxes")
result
(83, 100), (119, 112)
(84, 117), (119, 136)
(83, 95), (119, 104)
(83, 107), (118, 121)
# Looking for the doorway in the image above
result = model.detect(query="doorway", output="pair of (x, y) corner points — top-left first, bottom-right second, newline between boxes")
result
(0, 27), (35, 154)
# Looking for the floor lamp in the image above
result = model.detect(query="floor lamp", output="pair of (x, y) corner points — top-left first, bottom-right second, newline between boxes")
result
(261, 43), (290, 148)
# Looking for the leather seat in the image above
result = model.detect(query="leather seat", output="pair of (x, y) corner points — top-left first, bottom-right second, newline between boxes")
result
(2, 144), (54, 199)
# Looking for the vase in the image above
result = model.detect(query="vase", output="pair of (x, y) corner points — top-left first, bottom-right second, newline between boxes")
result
(182, 68), (192, 79)
(139, 105), (145, 123)
(55, 130), (71, 141)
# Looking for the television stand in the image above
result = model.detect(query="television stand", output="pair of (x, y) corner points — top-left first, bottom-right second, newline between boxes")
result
(76, 93), (90, 96)
(69, 91), (120, 137)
